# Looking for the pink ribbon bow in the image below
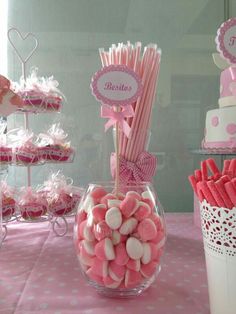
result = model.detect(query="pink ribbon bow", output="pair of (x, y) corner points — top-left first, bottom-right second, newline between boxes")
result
(101, 104), (134, 138)
(110, 151), (157, 184)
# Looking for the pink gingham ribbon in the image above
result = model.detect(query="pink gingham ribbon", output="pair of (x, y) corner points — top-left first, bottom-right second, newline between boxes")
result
(110, 151), (157, 183)
(101, 104), (134, 138)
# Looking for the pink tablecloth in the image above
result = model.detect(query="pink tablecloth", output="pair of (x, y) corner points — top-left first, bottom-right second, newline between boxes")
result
(0, 214), (210, 314)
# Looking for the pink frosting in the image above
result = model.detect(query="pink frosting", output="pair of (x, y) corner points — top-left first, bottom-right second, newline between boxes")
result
(220, 66), (236, 98)
(226, 123), (236, 134)
(211, 116), (219, 127)
(202, 139), (236, 149)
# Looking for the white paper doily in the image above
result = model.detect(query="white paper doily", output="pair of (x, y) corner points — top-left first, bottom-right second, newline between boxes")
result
(200, 200), (236, 258)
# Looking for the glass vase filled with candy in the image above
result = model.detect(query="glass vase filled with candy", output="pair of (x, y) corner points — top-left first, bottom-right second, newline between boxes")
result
(74, 182), (166, 297)
(74, 41), (164, 296)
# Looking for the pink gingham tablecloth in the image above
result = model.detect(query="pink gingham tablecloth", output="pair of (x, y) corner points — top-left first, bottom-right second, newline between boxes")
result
(0, 214), (210, 314)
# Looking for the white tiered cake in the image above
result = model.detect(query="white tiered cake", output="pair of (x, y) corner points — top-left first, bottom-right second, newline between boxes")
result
(202, 58), (236, 152)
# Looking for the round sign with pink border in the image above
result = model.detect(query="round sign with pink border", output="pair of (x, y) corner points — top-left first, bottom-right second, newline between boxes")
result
(90, 65), (143, 106)
(216, 18), (236, 64)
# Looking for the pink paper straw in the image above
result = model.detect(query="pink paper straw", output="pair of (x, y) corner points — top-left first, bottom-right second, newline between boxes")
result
(127, 48), (159, 161)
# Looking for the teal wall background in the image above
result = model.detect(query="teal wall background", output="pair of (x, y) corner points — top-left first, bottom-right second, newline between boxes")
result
(4, 0), (235, 211)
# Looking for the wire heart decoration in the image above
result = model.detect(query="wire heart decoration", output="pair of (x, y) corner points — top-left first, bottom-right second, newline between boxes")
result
(7, 27), (38, 64)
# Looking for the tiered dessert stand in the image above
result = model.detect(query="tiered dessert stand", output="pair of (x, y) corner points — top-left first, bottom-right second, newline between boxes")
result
(1, 28), (81, 240)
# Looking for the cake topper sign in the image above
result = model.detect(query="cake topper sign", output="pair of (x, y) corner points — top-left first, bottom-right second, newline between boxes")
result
(216, 18), (236, 64)
(91, 65), (143, 107)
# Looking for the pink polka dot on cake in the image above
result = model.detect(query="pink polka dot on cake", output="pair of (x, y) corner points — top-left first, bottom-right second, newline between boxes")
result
(226, 123), (236, 134)
(211, 116), (219, 127)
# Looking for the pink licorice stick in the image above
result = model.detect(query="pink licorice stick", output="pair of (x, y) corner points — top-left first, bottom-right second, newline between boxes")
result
(197, 181), (217, 206)
(229, 159), (236, 177)
(188, 175), (198, 196)
(206, 158), (220, 176)
(224, 181), (236, 207)
(215, 179), (234, 209)
(220, 175), (231, 184)
(213, 173), (221, 181)
(222, 159), (230, 175)
(207, 180), (226, 207)
(232, 178), (236, 190)
(194, 169), (202, 182)
(201, 160), (208, 181)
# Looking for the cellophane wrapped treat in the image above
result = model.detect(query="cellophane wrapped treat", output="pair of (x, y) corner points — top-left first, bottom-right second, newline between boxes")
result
(8, 128), (41, 165)
(1, 181), (16, 221)
(38, 124), (75, 163)
(12, 67), (64, 113)
(41, 172), (83, 216)
(18, 187), (47, 220)
(0, 122), (12, 164)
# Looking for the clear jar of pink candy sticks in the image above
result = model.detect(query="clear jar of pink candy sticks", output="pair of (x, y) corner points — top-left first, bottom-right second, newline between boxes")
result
(74, 182), (166, 297)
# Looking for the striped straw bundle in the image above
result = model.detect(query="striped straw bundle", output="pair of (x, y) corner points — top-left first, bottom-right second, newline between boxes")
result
(189, 158), (236, 209)
(99, 42), (161, 162)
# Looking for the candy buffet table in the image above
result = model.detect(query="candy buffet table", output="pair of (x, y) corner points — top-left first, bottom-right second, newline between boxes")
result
(0, 214), (210, 314)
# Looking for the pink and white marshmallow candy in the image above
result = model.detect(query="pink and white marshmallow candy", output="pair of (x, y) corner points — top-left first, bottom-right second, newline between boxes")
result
(126, 259), (141, 272)
(126, 191), (141, 201)
(79, 220), (95, 241)
(105, 207), (122, 230)
(86, 268), (104, 285)
(114, 242), (129, 266)
(137, 218), (157, 241)
(108, 261), (126, 281)
(90, 187), (107, 203)
(89, 257), (108, 277)
(100, 193), (116, 206)
(141, 242), (157, 264)
(94, 220), (112, 241)
(134, 201), (151, 221)
(120, 196), (139, 218)
(140, 261), (157, 278)
(103, 276), (122, 288)
(111, 230), (127, 245)
(94, 238), (115, 261)
(125, 269), (142, 288)
(92, 204), (107, 222)
(119, 217), (138, 235)
(79, 239), (96, 257)
(107, 199), (122, 208)
(126, 237), (143, 260)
